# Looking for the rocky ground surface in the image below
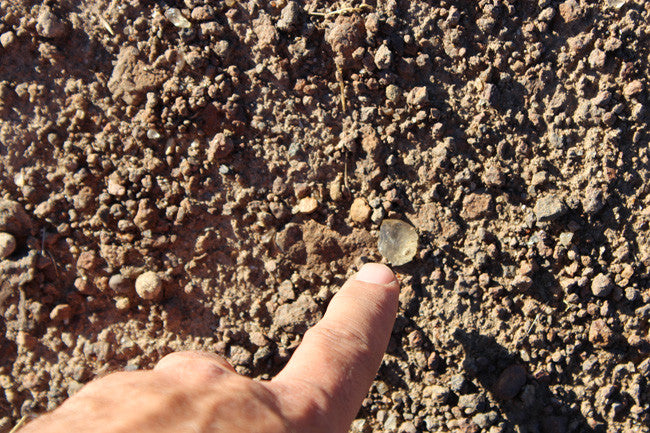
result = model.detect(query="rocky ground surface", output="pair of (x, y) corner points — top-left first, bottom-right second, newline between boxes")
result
(1, 0), (649, 432)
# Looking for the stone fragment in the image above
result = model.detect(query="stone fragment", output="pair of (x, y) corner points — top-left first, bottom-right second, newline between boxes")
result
(378, 219), (418, 266)
(135, 271), (163, 301)
(277, 1), (303, 32)
(374, 44), (392, 69)
(0, 199), (32, 236)
(297, 197), (318, 214)
(558, 0), (581, 22)
(534, 195), (567, 222)
(406, 86), (428, 106)
(207, 133), (234, 161)
(583, 188), (604, 215)
(461, 193), (493, 220)
(273, 293), (320, 333)
(0, 232), (16, 260)
(623, 80), (643, 98)
(589, 319), (615, 347)
(385, 84), (402, 102)
(0, 31), (16, 48)
(350, 198), (371, 224)
(49, 304), (72, 322)
(36, 7), (67, 38)
(493, 364), (526, 400)
(423, 385), (450, 404)
(108, 274), (132, 294)
(591, 273), (613, 298)
(165, 8), (191, 28)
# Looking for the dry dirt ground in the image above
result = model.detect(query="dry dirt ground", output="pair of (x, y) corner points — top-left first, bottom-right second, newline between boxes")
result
(1, 0), (649, 432)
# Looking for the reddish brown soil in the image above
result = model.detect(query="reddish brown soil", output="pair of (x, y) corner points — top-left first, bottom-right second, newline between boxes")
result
(1, 1), (649, 432)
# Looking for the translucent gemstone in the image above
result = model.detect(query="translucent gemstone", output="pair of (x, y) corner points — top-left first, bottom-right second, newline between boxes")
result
(378, 219), (418, 266)
(165, 8), (191, 28)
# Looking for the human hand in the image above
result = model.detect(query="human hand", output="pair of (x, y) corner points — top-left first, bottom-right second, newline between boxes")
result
(20, 263), (400, 433)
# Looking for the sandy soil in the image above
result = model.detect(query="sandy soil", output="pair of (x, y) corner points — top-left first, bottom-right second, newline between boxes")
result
(0, 0), (649, 432)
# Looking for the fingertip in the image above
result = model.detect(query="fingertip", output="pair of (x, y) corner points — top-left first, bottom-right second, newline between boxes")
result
(354, 262), (397, 286)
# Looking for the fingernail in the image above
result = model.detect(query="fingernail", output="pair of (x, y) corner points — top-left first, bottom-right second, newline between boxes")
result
(355, 263), (396, 285)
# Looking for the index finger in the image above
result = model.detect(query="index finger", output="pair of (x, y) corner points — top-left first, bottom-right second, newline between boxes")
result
(270, 263), (400, 433)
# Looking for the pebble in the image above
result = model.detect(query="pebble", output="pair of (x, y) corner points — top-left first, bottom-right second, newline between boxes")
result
(36, 7), (68, 38)
(591, 273), (613, 298)
(378, 219), (418, 266)
(406, 86), (428, 106)
(350, 198), (371, 224)
(534, 195), (567, 222)
(493, 364), (526, 400)
(385, 84), (402, 102)
(49, 304), (72, 322)
(0, 31), (16, 48)
(297, 197), (318, 214)
(165, 8), (191, 28)
(135, 271), (163, 301)
(108, 274), (132, 294)
(0, 232), (16, 260)
(374, 44), (393, 70)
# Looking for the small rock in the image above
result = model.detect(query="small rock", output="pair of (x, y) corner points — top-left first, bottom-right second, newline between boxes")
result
(36, 7), (68, 38)
(589, 319), (615, 347)
(108, 274), (132, 294)
(623, 80), (643, 98)
(273, 293), (320, 333)
(582, 188), (604, 215)
(558, 0), (581, 22)
(458, 393), (487, 414)
(0, 31), (16, 48)
(297, 197), (318, 214)
(276, 1), (303, 32)
(449, 373), (467, 393)
(591, 273), (613, 298)
(423, 385), (450, 404)
(472, 411), (498, 429)
(135, 271), (163, 301)
(406, 86), (428, 106)
(462, 193), (493, 220)
(0, 199), (32, 236)
(398, 421), (417, 433)
(493, 364), (526, 400)
(207, 133), (234, 161)
(0, 232), (16, 260)
(378, 219), (418, 266)
(374, 44), (393, 70)
(534, 195), (567, 222)
(165, 8), (191, 28)
(383, 413), (398, 431)
(229, 345), (252, 366)
(350, 198), (371, 224)
(49, 304), (72, 322)
(385, 84), (402, 102)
